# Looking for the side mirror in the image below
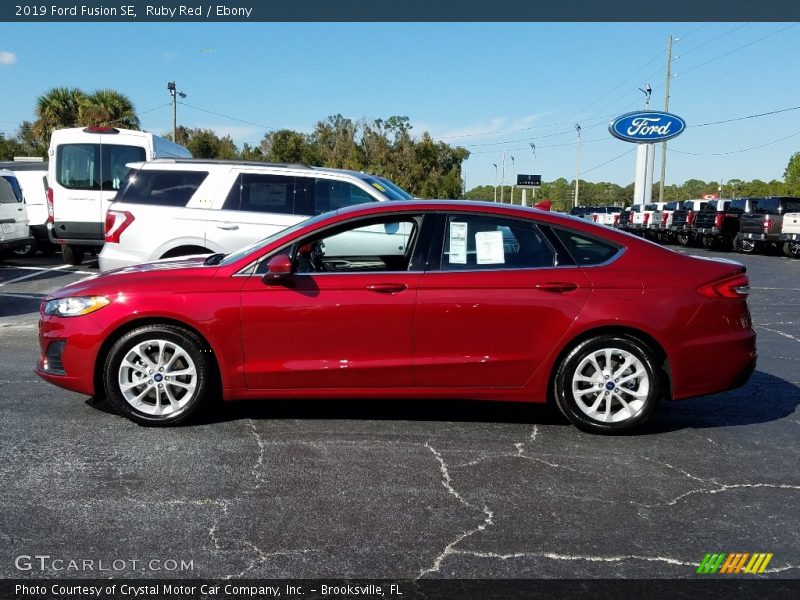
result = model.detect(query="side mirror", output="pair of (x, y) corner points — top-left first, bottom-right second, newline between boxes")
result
(262, 254), (293, 283)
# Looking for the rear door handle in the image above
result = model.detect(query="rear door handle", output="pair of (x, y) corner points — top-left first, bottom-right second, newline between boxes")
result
(535, 282), (579, 293)
(366, 283), (408, 294)
(216, 223), (239, 231)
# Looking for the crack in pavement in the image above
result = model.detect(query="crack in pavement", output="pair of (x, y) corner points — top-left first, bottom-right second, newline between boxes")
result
(231, 542), (317, 579)
(417, 442), (494, 579)
(248, 419), (267, 484)
(756, 325), (800, 343)
(444, 550), (800, 573)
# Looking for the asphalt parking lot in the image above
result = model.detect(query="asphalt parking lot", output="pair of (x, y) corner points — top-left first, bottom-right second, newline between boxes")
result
(0, 247), (798, 580)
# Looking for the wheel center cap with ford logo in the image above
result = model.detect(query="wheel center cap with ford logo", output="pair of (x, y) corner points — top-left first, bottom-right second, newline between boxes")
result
(609, 110), (686, 143)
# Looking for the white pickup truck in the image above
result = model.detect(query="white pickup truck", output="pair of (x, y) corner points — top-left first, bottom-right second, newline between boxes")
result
(780, 209), (800, 258)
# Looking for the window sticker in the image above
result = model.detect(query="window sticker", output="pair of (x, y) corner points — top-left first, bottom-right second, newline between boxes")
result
(475, 230), (505, 264)
(449, 221), (467, 264)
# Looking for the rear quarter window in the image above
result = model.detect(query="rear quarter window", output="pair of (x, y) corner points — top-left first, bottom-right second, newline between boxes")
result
(552, 228), (621, 266)
(115, 170), (208, 207)
(0, 176), (22, 204)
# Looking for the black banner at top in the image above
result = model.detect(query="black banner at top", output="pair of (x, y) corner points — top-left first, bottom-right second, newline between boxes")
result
(2, 0), (800, 22)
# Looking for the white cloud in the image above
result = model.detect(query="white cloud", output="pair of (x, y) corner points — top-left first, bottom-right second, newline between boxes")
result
(0, 51), (17, 65)
(421, 112), (558, 142)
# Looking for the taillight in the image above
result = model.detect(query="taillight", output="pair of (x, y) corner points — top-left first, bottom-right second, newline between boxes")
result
(687, 211), (696, 225)
(661, 212), (669, 225)
(46, 188), (54, 223)
(592, 214), (598, 222)
(763, 217), (774, 233)
(613, 214), (620, 225)
(698, 273), (750, 299)
(104, 210), (135, 243)
(714, 213), (724, 228)
(643, 213), (650, 225)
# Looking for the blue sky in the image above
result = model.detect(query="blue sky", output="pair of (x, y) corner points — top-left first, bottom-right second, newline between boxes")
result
(1, 22), (799, 191)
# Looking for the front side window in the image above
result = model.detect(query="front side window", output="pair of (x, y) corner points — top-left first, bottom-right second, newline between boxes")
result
(441, 214), (556, 270)
(116, 169), (208, 207)
(314, 179), (375, 214)
(257, 215), (420, 274)
(552, 228), (621, 266)
(56, 143), (145, 191)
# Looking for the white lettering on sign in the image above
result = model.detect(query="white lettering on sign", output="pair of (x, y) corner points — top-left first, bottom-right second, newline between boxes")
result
(626, 117), (673, 137)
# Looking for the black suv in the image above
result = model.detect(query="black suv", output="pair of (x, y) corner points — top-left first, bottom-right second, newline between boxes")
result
(738, 196), (800, 254)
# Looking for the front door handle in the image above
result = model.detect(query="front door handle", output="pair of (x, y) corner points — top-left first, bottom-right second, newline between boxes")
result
(217, 223), (239, 231)
(535, 281), (579, 293)
(366, 283), (408, 294)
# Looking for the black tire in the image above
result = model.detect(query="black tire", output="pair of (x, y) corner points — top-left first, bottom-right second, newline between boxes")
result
(701, 236), (717, 250)
(784, 241), (800, 259)
(553, 335), (662, 434)
(62, 244), (85, 265)
(737, 238), (758, 254)
(677, 233), (690, 247)
(38, 241), (57, 256)
(12, 241), (37, 258)
(103, 324), (211, 426)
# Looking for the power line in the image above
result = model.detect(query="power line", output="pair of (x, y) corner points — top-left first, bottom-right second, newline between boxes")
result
(177, 101), (279, 132)
(581, 147), (637, 176)
(669, 128), (800, 156)
(694, 105), (800, 127)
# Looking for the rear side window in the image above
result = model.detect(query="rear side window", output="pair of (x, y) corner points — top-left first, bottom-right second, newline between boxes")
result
(441, 214), (555, 270)
(116, 170), (208, 207)
(0, 176), (22, 204)
(665, 201), (681, 210)
(56, 144), (146, 191)
(552, 228), (620, 266)
(224, 173), (298, 215)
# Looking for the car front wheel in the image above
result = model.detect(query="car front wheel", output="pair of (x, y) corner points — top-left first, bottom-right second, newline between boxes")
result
(103, 325), (211, 426)
(554, 335), (661, 434)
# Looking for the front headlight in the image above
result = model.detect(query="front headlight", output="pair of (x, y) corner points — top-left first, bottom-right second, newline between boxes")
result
(44, 296), (110, 317)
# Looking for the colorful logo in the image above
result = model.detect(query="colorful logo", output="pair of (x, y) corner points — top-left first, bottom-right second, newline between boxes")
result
(609, 110), (686, 143)
(696, 552), (773, 574)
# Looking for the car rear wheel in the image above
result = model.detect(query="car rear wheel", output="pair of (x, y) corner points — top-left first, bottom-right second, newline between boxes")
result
(701, 236), (717, 250)
(104, 325), (210, 426)
(62, 244), (85, 265)
(554, 335), (661, 434)
(784, 241), (800, 259)
(677, 233), (690, 246)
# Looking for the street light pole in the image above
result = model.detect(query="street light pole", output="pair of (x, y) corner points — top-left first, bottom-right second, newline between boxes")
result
(492, 163), (498, 202)
(574, 124), (582, 208)
(510, 155), (515, 204)
(167, 81), (187, 143)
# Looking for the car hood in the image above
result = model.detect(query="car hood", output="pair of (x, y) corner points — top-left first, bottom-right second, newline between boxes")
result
(48, 255), (216, 300)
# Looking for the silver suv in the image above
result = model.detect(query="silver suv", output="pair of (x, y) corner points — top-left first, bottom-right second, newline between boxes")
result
(98, 160), (413, 272)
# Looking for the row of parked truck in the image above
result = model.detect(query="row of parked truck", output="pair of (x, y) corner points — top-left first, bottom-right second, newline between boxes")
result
(572, 197), (800, 258)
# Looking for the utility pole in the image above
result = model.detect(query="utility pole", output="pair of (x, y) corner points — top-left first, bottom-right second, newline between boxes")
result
(500, 151), (507, 203)
(658, 35), (674, 202)
(530, 143), (537, 205)
(574, 124), (582, 208)
(509, 155), (515, 204)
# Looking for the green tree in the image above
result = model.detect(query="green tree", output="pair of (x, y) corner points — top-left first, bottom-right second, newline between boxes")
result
(32, 87), (86, 146)
(261, 129), (317, 164)
(80, 89), (140, 129)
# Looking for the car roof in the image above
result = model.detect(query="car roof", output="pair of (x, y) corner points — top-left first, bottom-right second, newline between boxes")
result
(137, 158), (392, 181)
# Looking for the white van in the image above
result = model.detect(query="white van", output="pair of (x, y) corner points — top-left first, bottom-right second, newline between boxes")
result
(48, 126), (191, 265)
(0, 160), (51, 257)
(0, 169), (33, 259)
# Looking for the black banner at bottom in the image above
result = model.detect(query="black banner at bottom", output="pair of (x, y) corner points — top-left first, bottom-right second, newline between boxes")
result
(2, 579), (799, 600)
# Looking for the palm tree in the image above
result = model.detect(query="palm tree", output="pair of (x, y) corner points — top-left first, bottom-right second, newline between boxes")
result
(80, 89), (140, 130)
(32, 87), (86, 145)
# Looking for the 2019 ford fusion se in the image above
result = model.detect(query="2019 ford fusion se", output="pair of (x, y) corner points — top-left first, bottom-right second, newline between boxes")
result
(36, 200), (756, 434)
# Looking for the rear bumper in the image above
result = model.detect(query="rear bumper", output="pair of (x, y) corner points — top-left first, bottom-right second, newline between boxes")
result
(671, 328), (757, 400)
(0, 235), (34, 251)
(740, 232), (780, 243)
(98, 244), (150, 272)
(47, 221), (104, 246)
(780, 233), (800, 242)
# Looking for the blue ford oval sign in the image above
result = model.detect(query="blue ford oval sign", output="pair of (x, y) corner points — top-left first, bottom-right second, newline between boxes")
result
(609, 111), (686, 143)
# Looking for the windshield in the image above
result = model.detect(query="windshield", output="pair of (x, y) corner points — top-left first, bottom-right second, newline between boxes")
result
(218, 213), (322, 266)
(361, 175), (413, 200)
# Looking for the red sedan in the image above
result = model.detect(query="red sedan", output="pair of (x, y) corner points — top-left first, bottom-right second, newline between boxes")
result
(36, 200), (756, 433)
